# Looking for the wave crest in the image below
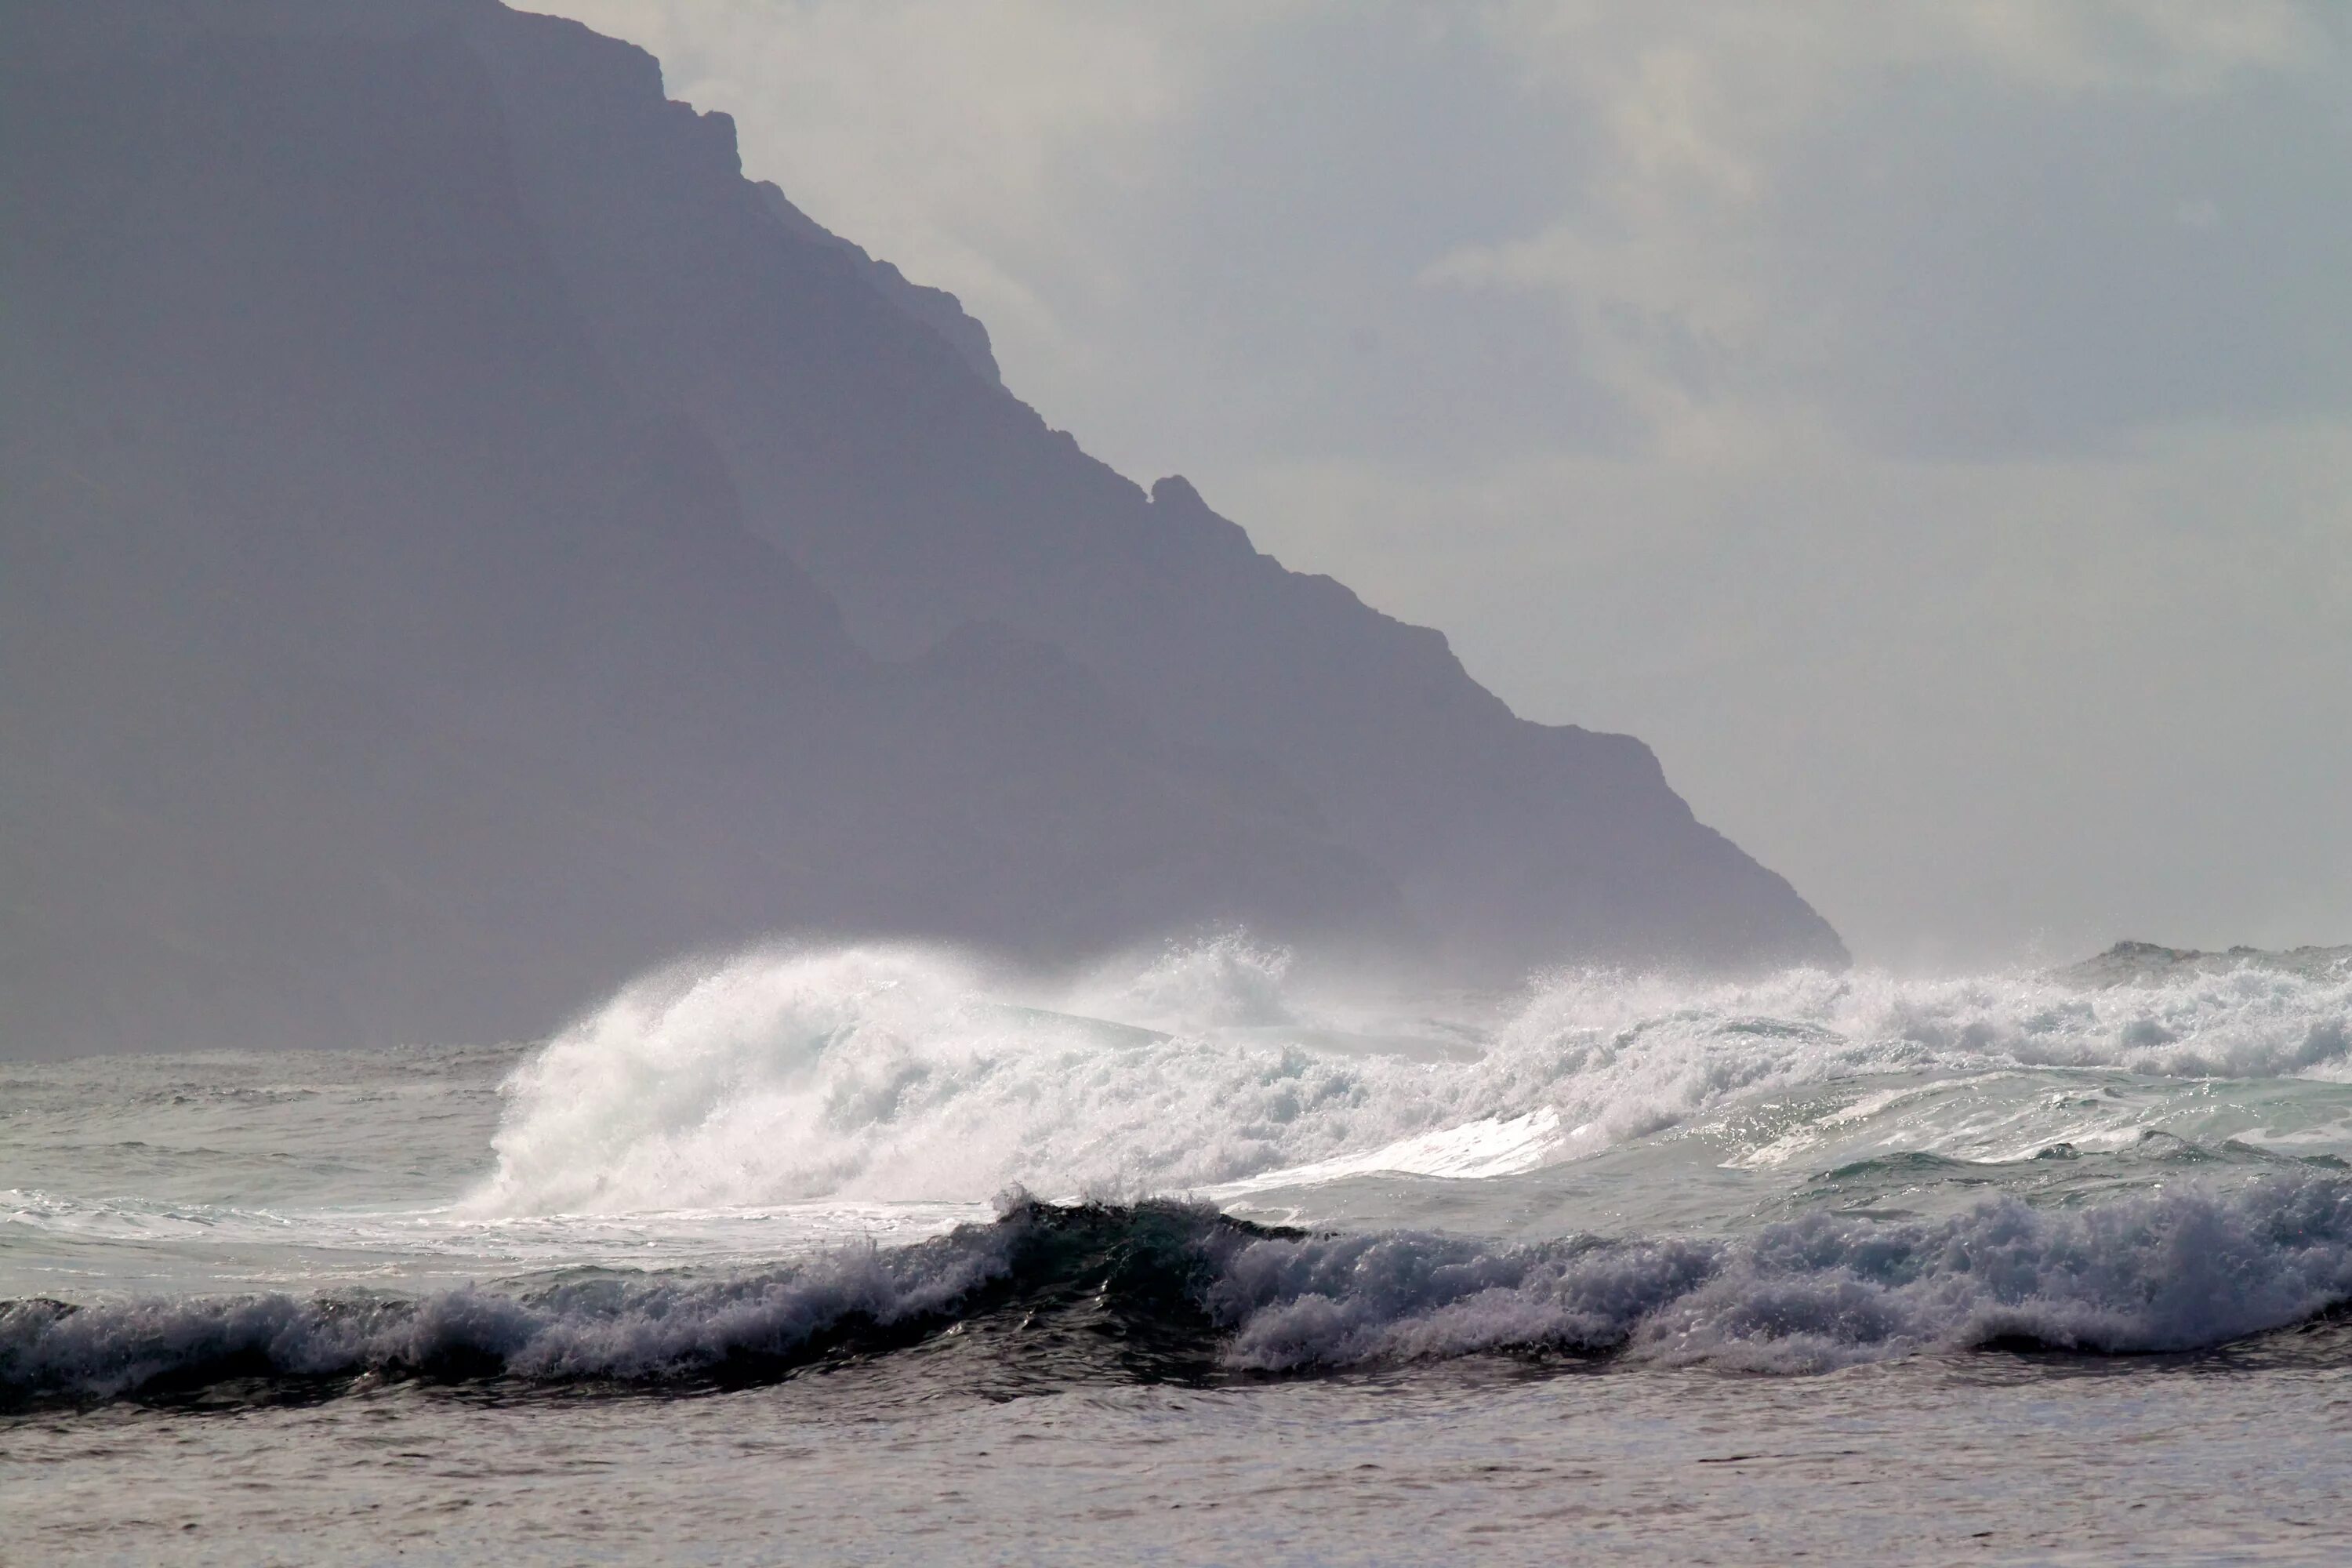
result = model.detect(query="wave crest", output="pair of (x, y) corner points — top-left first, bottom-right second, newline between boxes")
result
(16, 1178), (2352, 1404)
(472, 944), (2352, 1214)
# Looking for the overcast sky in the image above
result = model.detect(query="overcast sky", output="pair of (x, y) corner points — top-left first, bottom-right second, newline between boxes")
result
(541, 0), (2351, 967)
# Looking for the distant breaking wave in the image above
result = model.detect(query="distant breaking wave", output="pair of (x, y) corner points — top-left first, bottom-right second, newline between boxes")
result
(16, 941), (2351, 1407)
(13, 1180), (2352, 1406)
(470, 941), (2352, 1214)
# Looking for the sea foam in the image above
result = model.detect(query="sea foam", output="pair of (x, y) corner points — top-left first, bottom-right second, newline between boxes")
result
(13, 1180), (2352, 1403)
(1216, 1174), (2352, 1373)
(470, 942), (2352, 1215)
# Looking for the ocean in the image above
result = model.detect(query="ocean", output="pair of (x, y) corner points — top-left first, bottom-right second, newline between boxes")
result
(9, 938), (2352, 1564)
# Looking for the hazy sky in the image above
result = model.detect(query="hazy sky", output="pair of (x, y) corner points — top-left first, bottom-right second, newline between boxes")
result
(541, 0), (2351, 967)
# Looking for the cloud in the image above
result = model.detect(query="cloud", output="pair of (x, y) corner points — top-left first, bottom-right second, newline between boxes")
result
(1429, 0), (2351, 456)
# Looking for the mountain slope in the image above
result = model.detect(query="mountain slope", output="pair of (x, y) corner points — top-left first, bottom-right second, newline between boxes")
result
(457, 2), (1846, 976)
(0, 0), (1838, 1055)
(0, 1), (1388, 1055)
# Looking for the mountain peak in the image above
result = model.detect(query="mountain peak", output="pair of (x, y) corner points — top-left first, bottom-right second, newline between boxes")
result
(1151, 474), (1207, 510)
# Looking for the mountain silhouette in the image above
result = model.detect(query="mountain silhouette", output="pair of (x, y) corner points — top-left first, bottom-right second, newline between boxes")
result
(0, 0), (1842, 1056)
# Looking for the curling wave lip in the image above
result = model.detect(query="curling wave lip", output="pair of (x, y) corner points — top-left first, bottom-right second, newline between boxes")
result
(16, 1177), (2352, 1407)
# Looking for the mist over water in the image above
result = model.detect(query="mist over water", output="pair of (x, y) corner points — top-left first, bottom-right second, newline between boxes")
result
(470, 935), (2352, 1216)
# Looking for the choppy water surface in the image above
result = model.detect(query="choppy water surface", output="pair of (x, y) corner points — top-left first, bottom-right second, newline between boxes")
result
(9, 938), (2352, 1562)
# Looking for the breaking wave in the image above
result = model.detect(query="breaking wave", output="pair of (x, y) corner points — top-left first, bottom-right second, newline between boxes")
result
(471, 942), (2352, 1214)
(15, 1179), (2352, 1406)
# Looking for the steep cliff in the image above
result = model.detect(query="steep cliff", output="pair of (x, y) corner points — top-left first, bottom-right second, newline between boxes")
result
(0, 0), (1387, 1054)
(0, 0), (1838, 1056)
(456, 2), (1846, 975)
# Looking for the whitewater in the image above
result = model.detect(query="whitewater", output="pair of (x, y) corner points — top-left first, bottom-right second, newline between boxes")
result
(10, 936), (2352, 1562)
